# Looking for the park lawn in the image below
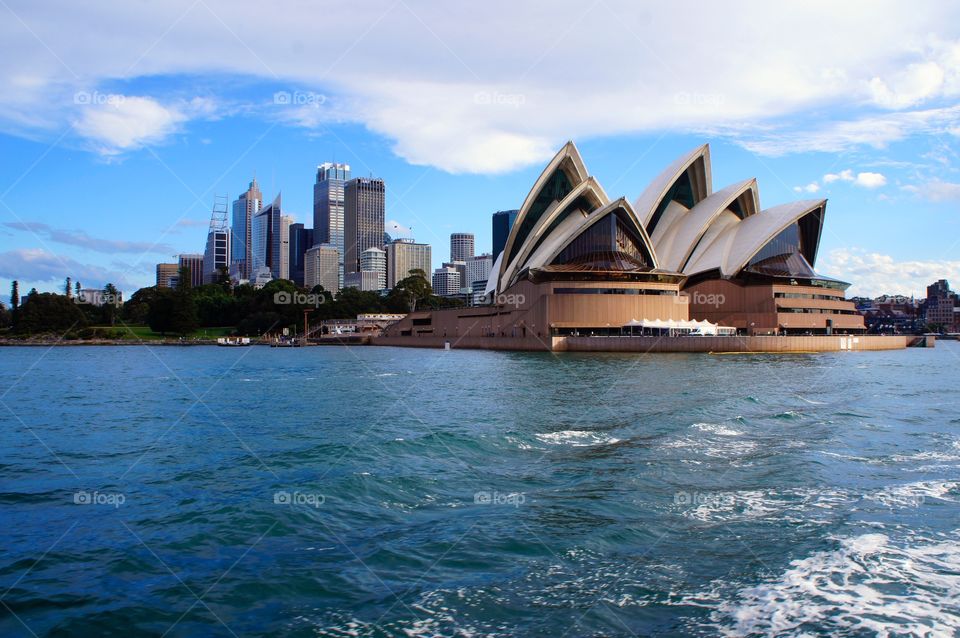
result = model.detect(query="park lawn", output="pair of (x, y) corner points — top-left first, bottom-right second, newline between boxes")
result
(100, 325), (236, 340)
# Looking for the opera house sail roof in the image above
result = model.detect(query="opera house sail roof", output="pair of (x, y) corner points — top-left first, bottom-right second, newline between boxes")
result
(488, 141), (841, 297)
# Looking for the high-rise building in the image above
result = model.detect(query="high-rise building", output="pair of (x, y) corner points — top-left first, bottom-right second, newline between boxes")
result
(156, 263), (179, 288)
(492, 209), (519, 261)
(344, 271), (383, 292)
(288, 223), (314, 287)
(203, 195), (231, 284)
(344, 177), (385, 276)
(304, 244), (340, 294)
(432, 266), (461, 297)
(251, 194), (288, 281)
(442, 261), (468, 293)
(385, 238), (432, 288)
(360, 246), (387, 290)
(313, 162), (350, 287)
(231, 178), (262, 280)
(450, 232), (475, 262)
(925, 279), (959, 330)
(465, 253), (493, 290)
(178, 254), (204, 288)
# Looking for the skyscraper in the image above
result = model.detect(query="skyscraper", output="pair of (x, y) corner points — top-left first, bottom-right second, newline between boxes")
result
(344, 177), (385, 276)
(432, 266), (461, 297)
(492, 209), (519, 261)
(450, 233), (475, 262)
(304, 244), (340, 294)
(156, 263), (178, 288)
(288, 223), (314, 287)
(313, 162), (350, 287)
(178, 254), (204, 288)
(385, 238), (432, 288)
(465, 253), (493, 290)
(203, 195), (231, 284)
(360, 246), (387, 290)
(251, 194), (288, 281)
(231, 178), (262, 280)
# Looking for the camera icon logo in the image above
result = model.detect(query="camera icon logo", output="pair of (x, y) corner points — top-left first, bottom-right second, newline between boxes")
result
(273, 291), (291, 305)
(273, 490), (291, 504)
(273, 91), (291, 105)
(74, 490), (91, 504)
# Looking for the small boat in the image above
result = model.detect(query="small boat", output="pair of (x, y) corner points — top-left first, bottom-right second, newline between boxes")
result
(217, 337), (251, 346)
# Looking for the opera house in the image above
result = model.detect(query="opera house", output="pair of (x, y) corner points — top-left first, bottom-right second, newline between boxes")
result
(379, 142), (902, 352)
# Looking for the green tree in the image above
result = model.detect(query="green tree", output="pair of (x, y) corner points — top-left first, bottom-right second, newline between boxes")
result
(387, 269), (432, 312)
(65, 277), (72, 299)
(13, 292), (88, 335)
(10, 280), (19, 326)
(101, 283), (120, 326)
(0, 302), (10, 329)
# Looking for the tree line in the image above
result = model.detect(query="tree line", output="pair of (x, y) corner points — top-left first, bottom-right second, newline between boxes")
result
(1, 268), (461, 338)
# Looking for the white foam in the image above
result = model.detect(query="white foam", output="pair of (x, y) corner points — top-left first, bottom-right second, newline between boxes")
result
(716, 533), (960, 637)
(691, 422), (744, 437)
(534, 430), (621, 447)
(868, 480), (960, 507)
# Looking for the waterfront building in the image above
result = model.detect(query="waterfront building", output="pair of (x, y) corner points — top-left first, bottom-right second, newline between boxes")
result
(385, 238), (431, 288)
(432, 266), (461, 297)
(384, 141), (865, 347)
(492, 209), (519, 261)
(156, 263), (178, 288)
(203, 229), (231, 284)
(178, 254), (204, 288)
(313, 162), (350, 288)
(450, 233), (475, 262)
(360, 246), (387, 290)
(344, 177), (385, 276)
(251, 194), (289, 281)
(231, 178), (262, 280)
(925, 280), (959, 331)
(304, 244), (340, 294)
(442, 261), (468, 294)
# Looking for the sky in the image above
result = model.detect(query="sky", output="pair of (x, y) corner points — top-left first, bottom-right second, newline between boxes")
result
(0, 0), (959, 299)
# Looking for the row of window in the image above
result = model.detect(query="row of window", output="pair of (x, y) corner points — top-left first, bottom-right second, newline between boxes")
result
(553, 288), (677, 295)
(774, 292), (842, 301)
(779, 308), (860, 315)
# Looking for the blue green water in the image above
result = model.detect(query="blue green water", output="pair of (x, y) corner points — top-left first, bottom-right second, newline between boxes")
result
(1, 344), (959, 636)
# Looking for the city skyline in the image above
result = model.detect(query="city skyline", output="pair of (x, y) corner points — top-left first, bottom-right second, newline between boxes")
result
(1, 2), (960, 298)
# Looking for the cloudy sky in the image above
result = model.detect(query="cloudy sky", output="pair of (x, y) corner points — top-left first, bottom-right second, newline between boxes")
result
(1, 0), (958, 297)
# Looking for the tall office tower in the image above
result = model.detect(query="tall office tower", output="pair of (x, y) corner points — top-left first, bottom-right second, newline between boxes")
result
(251, 194), (287, 281)
(313, 162), (351, 287)
(432, 266), (461, 297)
(156, 263), (179, 288)
(231, 178), (262, 280)
(288, 223), (314, 287)
(360, 247), (387, 290)
(344, 177), (385, 275)
(450, 233), (475, 262)
(385, 238), (432, 288)
(492, 209), (519, 261)
(203, 195), (231, 284)
(279, 215), (293, 281)
(465, 253), (493, 289)
(442, 261), (468, 293)
(178, 254), (204, 288)
(304, 244), (340, 294)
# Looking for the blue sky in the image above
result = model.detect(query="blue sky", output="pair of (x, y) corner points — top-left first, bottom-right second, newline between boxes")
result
(1, 0), (958, 298)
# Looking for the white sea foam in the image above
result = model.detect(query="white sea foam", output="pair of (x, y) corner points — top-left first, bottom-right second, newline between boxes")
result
(691, 422), (744, 437)
(867, 480), (960, 507)
(715, 532), (960, 637)
(534, 430), (620, 447)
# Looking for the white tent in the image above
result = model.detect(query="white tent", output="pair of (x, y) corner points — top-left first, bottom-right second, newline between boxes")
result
(622, 318), (736, 336)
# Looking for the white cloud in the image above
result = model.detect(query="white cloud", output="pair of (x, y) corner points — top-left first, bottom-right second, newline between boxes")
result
(823, 169), (854, 183)
(2, 2), (960, 171)
(71, 96), (187, 154)
(854, 172), (887, 188)
(794, 182), (820, 193)
(902, 178), (960, 202)
(0, 248), (137, 289)
(822, 248), (960, 298)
